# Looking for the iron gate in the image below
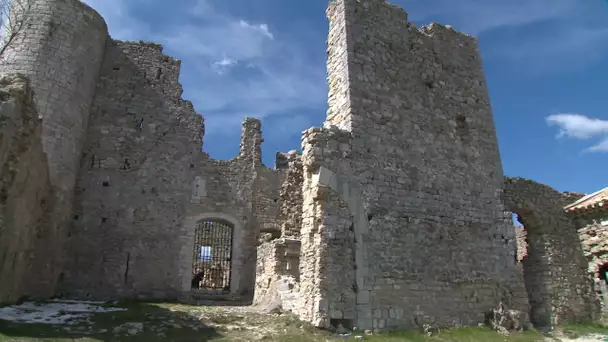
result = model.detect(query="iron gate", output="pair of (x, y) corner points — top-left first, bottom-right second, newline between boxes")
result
(191, 219), (233, 292)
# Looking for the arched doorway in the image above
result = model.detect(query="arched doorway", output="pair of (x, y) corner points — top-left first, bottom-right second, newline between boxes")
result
(190, 219), (234, 293)
(503, 177), (597, 327)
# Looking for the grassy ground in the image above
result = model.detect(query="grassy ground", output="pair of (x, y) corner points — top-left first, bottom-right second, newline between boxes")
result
(0, 301), (607, 341)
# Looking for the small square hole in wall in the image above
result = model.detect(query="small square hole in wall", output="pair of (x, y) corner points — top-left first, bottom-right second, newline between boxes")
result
(102, 181), (109, 187)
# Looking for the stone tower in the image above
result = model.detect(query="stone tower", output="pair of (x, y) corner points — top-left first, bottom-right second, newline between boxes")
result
(296, 0), (529, 330)
(0, 0), (108, 294)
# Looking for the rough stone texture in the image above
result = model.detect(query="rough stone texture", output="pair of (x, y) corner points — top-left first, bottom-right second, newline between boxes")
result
(503, 177), (598, 327)
(514, 226), (528, 263)
(58, 40), (204, 300)
(570, 201), (608, 313)
(0, 0), (108, 296)
(0, 0), (601, 333)
(253, 238), (300, 309)
(276, 151), (303, 238)
(296, 0), (530, 331)
(486, 302), (529, 335)
(579, 222), (608, 277)
(0, 73), (53, 303)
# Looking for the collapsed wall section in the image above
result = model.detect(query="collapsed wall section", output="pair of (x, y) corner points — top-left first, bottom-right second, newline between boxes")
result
(178, 118), (265, 302)
(0, 0), (108, 297)
(254, 151), (304, 309)
(0, 74), (53, 303)
(59, 40), (204, 300)
(299, 0), (530, 330)
(503, 177), (598, 326)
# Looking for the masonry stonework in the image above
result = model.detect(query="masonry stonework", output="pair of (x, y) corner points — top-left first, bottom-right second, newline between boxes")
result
(503, 177), (598, 326)
(0, 74), (54, 302)
(0, 0), (600, 333)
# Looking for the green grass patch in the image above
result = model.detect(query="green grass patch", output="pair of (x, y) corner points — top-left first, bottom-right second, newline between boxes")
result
(560, 319), (608, 339)
(361, 326), (546, 342)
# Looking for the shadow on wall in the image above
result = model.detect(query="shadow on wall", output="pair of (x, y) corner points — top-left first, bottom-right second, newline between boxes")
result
(58, 39), (204, 301)
(503, 177), (598, 327)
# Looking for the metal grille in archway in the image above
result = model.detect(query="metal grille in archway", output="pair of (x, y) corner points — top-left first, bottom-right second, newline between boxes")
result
(191, 219), (233, 292)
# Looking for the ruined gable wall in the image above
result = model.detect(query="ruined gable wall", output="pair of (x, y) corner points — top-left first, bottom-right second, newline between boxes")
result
(59, 40), (204, 300)
(0, 0), (108, 298)
(0, 74), (53, 303)
(503, 177), (598, 326)
(298, 0), (529, 330)
(179, 118), (267, 302)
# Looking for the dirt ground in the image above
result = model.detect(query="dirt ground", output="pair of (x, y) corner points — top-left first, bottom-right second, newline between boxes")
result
(0, 300), (607, 342)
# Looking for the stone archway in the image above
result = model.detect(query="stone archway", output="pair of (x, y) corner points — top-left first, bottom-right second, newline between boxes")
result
(179, 212), (246, 298)
(503, 177), (598, 327)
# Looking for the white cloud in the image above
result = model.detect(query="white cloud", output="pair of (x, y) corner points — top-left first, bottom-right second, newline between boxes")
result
(211, 57), (237, 75)
(239, 20), (274, 40)
(546, 113), (608, 152)
(588, 138), (608, 152)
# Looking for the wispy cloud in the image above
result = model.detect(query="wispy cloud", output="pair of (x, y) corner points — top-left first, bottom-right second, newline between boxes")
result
(403, 0), (575, 35)
(404, 0), (608, 71)
(546, 113), (608, 152)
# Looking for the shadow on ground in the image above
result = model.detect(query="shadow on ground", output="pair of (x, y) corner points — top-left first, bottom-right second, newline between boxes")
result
(0, 301), (223, 341)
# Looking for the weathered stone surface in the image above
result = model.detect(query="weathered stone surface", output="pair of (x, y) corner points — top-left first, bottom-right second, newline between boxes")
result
(0, 0), (108, 296)
(503, 177), (598, 327)
(0, 73), (54, 303)
(0, 0), (600, 333)
(297, 0), (530, 331)
(486, 302), (529, 335)
(568, 191), (608, 313)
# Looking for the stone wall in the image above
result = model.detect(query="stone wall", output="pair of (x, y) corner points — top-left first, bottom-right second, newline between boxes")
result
(276, 151), (303, 238)
(503, 177), (598, 327)
(577, 218), (608, 312)
(514, 226), (528, 263)
(0, 74), (54, 303)
(59, 40), (204, 300)
(577, 220), (608, 279)
(295, 0), (531, 331)
(0, 0), (108, 297)
(253, 151), (303, 309)
(179, 118), (266, 302)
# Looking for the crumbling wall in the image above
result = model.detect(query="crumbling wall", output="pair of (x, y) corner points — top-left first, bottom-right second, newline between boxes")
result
(178, 118), (265, 302)
(276, 151), (303, 238)
(253, 238), (300, 310)
(255, 166), (283, 237)
(253, 151), (304, 309)
(578, 223), (608, 277)
(576, 217), (608, 312)
(514, 226), (528, 263)
(0, 74), (54, 303)
(0, 0), (108, 298)
(59, 41), (204, 300)
(297, 0), (530, 330)
(503, 177), (598, 327)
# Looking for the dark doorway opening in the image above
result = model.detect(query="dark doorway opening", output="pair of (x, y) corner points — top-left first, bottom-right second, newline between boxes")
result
(191, 219), (233, 293)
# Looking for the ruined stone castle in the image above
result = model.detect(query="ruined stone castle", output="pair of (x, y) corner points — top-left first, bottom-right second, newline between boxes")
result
(0, 0), (603, 332)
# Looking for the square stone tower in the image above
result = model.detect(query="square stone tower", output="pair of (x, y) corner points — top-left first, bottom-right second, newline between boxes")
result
(297, 0), (529, 330)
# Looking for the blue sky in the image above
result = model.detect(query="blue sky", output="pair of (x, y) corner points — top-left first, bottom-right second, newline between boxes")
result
(83, 0), (608, 195)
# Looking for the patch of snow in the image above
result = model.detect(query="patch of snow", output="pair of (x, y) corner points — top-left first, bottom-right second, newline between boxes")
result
(0, 300), (126, 325)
